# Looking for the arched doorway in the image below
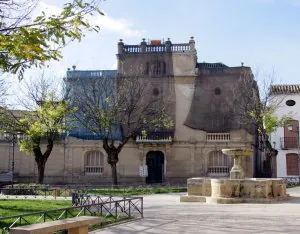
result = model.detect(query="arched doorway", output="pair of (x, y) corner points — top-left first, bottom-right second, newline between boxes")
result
(146, 151), (164, 184)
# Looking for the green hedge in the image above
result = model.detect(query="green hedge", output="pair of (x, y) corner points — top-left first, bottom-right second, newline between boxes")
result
(1, 184), (50, 195)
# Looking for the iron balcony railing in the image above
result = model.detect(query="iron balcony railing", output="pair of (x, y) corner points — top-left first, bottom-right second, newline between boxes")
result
(136, 131), (174, 144)
(280, 137), (299, 149)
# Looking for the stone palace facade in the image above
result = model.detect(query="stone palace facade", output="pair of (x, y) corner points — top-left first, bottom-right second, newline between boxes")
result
(0, 38), (257, 184)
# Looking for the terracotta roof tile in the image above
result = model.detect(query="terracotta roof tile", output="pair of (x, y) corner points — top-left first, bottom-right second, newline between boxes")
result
(270, 84), (300, 94)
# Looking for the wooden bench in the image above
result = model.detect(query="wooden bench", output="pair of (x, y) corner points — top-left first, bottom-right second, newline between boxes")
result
(10, 216), (101, 234)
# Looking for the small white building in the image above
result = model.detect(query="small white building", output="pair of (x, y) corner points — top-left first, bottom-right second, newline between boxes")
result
(269, 85), (300, 179)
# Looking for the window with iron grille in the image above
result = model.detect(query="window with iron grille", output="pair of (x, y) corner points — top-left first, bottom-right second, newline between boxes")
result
(208, 151), (232, 176)
(85, 151), (104, 175)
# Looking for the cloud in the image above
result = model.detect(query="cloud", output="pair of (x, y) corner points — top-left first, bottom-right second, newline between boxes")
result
(33, 1), (62, 17)
(34, 1), (144, 38)
(92, 15), (145, 38)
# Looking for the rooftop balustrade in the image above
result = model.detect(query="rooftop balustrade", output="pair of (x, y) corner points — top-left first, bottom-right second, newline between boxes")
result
(66, 70), (117, 79)
(122, 43), (192, 54)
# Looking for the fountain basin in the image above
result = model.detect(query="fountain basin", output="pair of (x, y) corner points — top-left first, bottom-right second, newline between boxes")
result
(180, 177), (288, 204)
(180, 148), (289, 204)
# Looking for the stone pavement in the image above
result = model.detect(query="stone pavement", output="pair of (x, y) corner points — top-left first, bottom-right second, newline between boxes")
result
(91, 187), (300, 234)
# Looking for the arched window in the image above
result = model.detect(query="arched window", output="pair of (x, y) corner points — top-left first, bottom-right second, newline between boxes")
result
(208, 151), (232, 177)
(85, 151), (104, 174)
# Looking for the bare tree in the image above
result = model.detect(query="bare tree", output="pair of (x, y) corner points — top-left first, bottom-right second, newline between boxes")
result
(70, 75), (173, 185)
(234, 69), (290, 177)
(1, 73), (73, 183)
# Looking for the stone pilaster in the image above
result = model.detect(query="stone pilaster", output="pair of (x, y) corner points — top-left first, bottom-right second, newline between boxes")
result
(190, 145), (195, 176)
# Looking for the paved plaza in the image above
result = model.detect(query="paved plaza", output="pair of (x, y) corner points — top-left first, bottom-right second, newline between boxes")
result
(91, 187), (300, 234)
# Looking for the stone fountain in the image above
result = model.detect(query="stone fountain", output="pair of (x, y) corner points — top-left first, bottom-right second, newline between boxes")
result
(180, 148), (288, 204)
(222, 148), (253, 179)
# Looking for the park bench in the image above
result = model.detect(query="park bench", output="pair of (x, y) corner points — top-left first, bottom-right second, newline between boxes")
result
(0, 172), (13, 185)
(10, 216), (101, 234)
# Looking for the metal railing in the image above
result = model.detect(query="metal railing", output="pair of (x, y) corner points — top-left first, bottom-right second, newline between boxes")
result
(0, 194), (143, 233)
(280, 137), (299, 149)
(281, 177), (300, 186)
(85, 166), (104, 175)
(66, 70), (117, 79)
(207, 166), (230, 177)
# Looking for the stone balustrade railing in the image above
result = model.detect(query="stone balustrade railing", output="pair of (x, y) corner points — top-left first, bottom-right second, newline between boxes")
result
(206, 133), (231, 142)
(122, 43), (192, 54)
(171, 43), (191, 52)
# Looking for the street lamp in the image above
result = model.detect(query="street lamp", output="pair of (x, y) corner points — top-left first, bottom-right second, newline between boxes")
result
(3, 131), (22, 187)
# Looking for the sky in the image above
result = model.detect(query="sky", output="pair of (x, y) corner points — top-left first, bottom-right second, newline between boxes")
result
(18, 0), (300, 85)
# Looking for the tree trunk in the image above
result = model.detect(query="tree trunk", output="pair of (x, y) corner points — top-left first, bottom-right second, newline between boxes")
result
(33, 139), (54, 184)
(110, 162), (118, 186)
(102, 138), (130, 186)
(37, 161), (46, 184)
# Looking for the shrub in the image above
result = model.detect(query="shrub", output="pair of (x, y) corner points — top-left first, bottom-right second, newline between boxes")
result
(1, 183), (50, 195)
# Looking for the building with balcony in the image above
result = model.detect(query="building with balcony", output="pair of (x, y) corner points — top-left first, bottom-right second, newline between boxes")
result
(0, 38), (258, 184)
(269, 84), (300, 178)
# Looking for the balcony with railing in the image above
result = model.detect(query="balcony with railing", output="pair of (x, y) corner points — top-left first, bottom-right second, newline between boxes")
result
(206, 133), (231, 142)
(280, 137), (299, 149)
(136, 131), (174, 144)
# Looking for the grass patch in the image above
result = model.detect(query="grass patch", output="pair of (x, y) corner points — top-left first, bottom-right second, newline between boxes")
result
(0, 200), (72, 217)
(86, 187), (187, 196)
(0, 200), (72, 231)
(0, 199), (138, 233)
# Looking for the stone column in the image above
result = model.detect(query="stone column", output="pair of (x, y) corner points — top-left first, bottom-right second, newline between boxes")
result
(230, 155), (244, 179)
(222, 148), (253, 180)
(189, 36), (196, 51)
(165, 38), (172, 52)
(165, 145), (172, 180)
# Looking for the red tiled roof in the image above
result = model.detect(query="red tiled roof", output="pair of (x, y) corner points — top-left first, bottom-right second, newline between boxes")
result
(270, 84), (300, 94)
